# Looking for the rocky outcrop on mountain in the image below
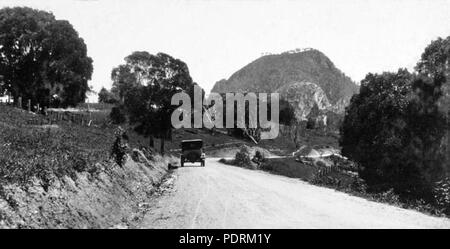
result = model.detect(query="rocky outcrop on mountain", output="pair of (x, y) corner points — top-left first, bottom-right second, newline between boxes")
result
(211, 48), (359, 121)
(275, 81), (331, 120)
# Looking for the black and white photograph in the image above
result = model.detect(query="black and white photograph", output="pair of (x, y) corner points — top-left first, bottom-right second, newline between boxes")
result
(0, 0), (449, 235)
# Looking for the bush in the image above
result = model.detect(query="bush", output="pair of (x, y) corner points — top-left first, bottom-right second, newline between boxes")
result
(110, 106), (126, 124)
(350, 176), (367, 193)
(69, 153), (89, 173)
(434, 177), (450, 215)
(252, 150), (266, 165)
(111, 127), (128, 167)
(235, 146), (252, 167)
(373, 189), (401, 205)
(259, 161), (274, 171)
(311, 174), (342, 188)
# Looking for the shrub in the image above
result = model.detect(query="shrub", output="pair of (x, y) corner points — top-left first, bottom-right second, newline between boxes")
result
(252, 150), (266, 165)
(111, 127), (128, 167)
(374, 189), (401, 205)
(234, 146), (252, 167)
(69, 153), (89, 173)
(259, 161), (274, 171)
(311, 174), (341, 188)
(434, 177), (450, 215)
(350, 176), (368, 193)
(110, 106), (126, 124)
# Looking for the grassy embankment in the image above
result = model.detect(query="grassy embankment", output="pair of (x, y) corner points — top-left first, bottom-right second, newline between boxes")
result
(0, 104), (173, 228)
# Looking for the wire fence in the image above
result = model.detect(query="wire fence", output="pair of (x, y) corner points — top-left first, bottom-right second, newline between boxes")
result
(0, 96), (110, 127)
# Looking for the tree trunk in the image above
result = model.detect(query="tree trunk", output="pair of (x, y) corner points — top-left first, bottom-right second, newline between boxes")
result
(160, 138), (165, 156)
(149, 136), (154, 148)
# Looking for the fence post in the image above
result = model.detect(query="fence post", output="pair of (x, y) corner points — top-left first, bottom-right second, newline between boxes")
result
(18, 97), (22, 109)
(27, 99), (31, 112)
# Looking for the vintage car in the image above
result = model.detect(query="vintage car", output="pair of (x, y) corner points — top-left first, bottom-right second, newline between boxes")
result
(180, 139), (205, 167)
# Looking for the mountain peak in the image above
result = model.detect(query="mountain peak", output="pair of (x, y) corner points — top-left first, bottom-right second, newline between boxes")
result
(211, 48), (358, 105)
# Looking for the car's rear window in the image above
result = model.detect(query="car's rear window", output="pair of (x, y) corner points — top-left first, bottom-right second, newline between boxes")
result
(182, 141), (203, 150)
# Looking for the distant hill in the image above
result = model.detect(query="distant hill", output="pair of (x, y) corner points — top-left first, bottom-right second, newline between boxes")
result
(211, 49), (359, 118)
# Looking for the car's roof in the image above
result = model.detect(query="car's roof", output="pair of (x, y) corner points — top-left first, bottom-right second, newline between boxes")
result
(181, 139), (203, 143)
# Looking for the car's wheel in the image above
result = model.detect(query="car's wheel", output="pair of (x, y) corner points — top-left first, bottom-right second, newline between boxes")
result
(181, 160), (184, 167)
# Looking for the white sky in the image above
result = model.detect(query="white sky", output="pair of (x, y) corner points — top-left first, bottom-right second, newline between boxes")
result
(1, 0), (450, 101)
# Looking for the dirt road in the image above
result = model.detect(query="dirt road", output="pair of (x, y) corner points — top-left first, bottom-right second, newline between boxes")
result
(138, 158), (450, 229)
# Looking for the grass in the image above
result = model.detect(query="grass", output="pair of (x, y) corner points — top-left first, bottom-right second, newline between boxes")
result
(76, 102), (115, 126)
(0, 105), (157, 187)
(0, 105), (113, 185)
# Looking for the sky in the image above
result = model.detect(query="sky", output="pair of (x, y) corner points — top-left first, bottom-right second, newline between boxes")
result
(1, 0), (450, 102)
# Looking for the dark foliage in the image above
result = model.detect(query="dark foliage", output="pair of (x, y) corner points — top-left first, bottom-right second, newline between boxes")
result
(251, 150), (268, 167)
(98, 87), (119, 104)
(109, 106), (126, 124)
(340, 67), (448, 202)
(0, 7), (93, 108)
(340, 69), (413, 193)
(279, 99), (296, 125)
(110, 127), (128, 167)
(415, 36), (450, 172)
(112, 51), (195, 154)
